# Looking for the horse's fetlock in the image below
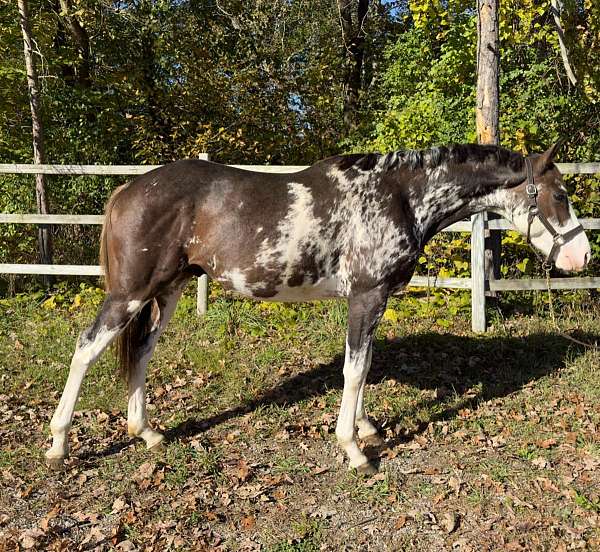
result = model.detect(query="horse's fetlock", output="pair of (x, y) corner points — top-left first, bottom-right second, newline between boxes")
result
(127, 422), (144, 437)
(49, 419), (68, 435)
(335, 429), (355, 446)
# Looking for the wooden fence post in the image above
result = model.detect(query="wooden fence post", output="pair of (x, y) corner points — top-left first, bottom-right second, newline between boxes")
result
(471, 212), (487, 332)
(196, 153), (210, 316)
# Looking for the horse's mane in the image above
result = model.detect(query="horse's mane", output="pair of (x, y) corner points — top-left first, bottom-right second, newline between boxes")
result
(338, 144), (525, 173)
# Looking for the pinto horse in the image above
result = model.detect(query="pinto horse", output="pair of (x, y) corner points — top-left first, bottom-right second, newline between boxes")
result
(46, 143), (591, 473)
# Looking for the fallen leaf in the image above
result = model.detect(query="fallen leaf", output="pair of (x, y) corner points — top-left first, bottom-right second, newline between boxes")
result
(440, 512), (460, 534)
(448, 476), (462, 495)
(237, 459), (251, 482)
(241, 515), (256, 530)
(39, 504), (60, 532)
(111, 497), (127, 513)
(394, 515), (407, 529)
(532, 457), (549, 469)
(20, 528), (44, 549)
(136, 461), (156, 481)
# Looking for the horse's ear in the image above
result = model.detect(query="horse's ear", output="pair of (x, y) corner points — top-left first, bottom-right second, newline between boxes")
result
(534, 139), (566, 173)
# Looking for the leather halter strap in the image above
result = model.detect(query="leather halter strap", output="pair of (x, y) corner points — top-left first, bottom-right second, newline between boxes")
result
(524, 157), (584, 269)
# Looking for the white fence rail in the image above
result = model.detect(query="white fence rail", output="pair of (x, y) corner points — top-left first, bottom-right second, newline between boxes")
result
(1, 161), (599, 331)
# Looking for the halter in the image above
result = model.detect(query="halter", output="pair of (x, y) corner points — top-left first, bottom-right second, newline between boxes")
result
(524, 157), (584, 270)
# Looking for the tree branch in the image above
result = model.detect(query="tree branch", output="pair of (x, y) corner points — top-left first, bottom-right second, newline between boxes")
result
(550, 0), (577, 86)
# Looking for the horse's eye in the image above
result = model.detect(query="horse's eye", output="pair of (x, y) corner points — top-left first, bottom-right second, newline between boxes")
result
(553, 192), (568, 203)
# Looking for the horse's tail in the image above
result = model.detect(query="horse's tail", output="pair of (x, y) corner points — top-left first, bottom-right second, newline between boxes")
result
(99, 184), (127, 293)
(117, 300), (158, 382)
(100, 184), (149, 382)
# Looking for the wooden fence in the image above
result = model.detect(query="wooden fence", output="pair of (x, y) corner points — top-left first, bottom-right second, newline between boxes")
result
(1, 160), (599, 332)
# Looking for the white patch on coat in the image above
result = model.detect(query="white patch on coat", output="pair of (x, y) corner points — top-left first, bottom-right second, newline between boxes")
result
(255, 182), (336, 287)
(186, 236), (202, 247)
(412, 166), (463, 234)
(327, 167), (413, 290)
(219, 268), (253, 295)
(215, 165), (417, 301)
(265, 276), (342, 302)
(144, 177), (161, 194)
(424, 164), (448, 181)
(127, 300), (142, 314)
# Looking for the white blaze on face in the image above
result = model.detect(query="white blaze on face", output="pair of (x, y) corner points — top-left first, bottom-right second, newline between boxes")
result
(553, 204), (591, 272)
(509, 203), (591, 272)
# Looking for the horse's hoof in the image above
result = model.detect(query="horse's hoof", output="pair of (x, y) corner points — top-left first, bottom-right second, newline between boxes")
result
(361, 433), (385, 447)
(355, 461), (378, 476)
(148, 440), (165, 453)
(46, 456), (66, 471)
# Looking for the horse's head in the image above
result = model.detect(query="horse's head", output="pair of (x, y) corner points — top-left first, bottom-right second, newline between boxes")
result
(504, 143), (591, 272)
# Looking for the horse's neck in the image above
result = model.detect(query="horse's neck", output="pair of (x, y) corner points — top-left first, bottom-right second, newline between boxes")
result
(411, 170), (509, 244)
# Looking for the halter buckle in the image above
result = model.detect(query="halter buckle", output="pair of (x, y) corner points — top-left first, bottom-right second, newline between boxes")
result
(526, 183), (537, 196)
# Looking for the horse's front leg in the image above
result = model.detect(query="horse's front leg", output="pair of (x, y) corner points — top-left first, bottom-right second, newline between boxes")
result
(354, 345), (384, 446)
(336, 288), (387, 474)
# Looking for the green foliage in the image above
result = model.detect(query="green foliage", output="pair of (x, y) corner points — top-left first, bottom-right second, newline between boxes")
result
(2, 0), (600, 298)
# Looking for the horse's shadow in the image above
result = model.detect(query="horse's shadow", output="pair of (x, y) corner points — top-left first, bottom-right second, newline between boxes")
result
(165, 329), (598, 447)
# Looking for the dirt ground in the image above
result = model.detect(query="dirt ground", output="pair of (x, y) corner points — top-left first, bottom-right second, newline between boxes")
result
(1, 288), (600, 550)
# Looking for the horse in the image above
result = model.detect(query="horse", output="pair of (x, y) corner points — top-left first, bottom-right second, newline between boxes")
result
(45, 142), (591, 474)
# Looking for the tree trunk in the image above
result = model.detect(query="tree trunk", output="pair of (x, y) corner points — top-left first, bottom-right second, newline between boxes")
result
(476, 0), (501, 295)
(337, 0), (369, 133)
(18, 0), (53, 284)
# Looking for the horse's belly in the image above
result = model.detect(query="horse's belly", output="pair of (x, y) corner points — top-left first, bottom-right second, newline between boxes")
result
(215, 269), (343, 302)
(263, 276), (343, 302)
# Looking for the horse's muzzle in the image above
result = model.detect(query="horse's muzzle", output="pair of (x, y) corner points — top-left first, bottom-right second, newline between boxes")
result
(554, 233), (592, 272)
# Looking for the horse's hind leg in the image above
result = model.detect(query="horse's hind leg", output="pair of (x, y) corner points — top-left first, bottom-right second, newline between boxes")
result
(126, 282), (186, 450)
(46, 295), (133, 467)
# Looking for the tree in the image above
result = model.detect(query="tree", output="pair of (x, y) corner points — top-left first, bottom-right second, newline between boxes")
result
(337, 0), (370, 134)
(17, 0), (53, 282)
(56, 0), (91, 88)
(476, 0), (501, 303)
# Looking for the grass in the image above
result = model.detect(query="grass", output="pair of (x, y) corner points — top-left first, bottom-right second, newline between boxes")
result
(1, 284), (600, 550)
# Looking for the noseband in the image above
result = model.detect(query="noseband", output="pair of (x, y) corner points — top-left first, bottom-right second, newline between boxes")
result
(524, 157), (584, 269)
